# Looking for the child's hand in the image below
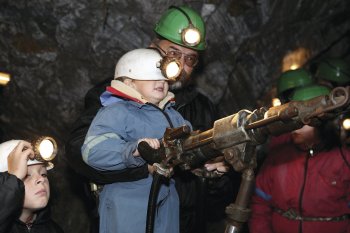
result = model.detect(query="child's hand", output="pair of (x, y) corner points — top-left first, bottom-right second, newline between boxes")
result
(133, 138), (161, 156)
(7, 140), (35, 180)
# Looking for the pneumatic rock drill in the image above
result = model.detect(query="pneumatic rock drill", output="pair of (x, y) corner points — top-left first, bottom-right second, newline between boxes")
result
(139, 86), (350, 233)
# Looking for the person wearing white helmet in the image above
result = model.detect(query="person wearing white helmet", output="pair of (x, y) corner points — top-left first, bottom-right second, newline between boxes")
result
(82, 48), (191, 233)
(0, 140), (63, 233)
(65, 6), (231, 233)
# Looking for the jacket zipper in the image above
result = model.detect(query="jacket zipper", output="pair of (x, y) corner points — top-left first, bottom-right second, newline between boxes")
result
(146, 103), (174, 128)
(298, 152), (310, 233)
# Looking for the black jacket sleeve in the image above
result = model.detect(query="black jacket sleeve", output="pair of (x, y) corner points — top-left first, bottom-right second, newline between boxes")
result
(0, 172), (25, 233)
(173, 86), (237, 230)
(63, 79), (149, 184)
(173, 85), (218, 131)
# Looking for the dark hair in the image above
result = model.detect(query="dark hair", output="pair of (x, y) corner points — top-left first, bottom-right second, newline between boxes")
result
(114, 76), (129, 82)
(318, 119), (341, 150)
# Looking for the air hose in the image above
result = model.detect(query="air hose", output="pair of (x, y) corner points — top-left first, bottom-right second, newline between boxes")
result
(138, 141), (168, 233)
(146, 172), (166, 233)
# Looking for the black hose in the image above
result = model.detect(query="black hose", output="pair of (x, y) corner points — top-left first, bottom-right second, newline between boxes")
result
(146, 172), (166, 233)
(195, 176), (208, 232)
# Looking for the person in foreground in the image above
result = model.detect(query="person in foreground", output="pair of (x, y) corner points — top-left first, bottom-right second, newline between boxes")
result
(0, 140), (63, 233)
(66, 5), (232, 233)
(249, 84), (350, 233)
(82, 48), (191, 233)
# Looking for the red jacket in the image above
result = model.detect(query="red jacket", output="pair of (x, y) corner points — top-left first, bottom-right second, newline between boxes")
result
(249, 133), (350, 233)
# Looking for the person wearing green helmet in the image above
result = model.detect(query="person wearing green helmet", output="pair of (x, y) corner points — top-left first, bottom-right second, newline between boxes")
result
(250, 84), (350, 233)
(150, 5), (206, 91)
(290, 84), (330, 101)
(64, 5), (232, 233)
(315, 58), (350, 88)
(154, 5), (206, 51)
(314, 58), (350, 147)
(277, 68), (314, 103)
(151, 6), (235, 233)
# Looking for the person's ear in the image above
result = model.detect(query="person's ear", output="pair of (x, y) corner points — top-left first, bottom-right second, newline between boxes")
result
(124, 79), (135, 88)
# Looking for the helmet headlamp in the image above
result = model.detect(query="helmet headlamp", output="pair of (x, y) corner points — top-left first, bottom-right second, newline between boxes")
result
(158, 56), (182, 82)
(32, 136), (58, 162)
(152, 45), (183, 82)
(181, 23), (201, 47)
(170, 6), (201, 47)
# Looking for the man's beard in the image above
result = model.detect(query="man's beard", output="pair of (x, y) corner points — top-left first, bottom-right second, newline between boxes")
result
(169, 70), (190, 91)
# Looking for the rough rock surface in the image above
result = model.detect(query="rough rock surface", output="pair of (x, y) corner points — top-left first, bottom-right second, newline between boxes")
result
(0, 0), (349, 232)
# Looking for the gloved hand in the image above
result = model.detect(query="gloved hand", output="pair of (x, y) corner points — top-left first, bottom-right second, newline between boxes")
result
(137, 140), (166, 165)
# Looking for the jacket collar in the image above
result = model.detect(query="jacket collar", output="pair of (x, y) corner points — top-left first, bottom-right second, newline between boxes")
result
(107, 80), (175, 110)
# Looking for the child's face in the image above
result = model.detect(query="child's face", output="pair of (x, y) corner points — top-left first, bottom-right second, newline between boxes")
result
(23, 164), (50, 211)
(132, 80), (169, 105)
(291, 125), (319, 150)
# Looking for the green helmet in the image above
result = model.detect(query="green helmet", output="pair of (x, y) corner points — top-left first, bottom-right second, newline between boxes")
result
(291, 84), (330, 101)
(315, 58), (350, 85)
(277, 68), (314, 97)
(154, 6), (206, 51)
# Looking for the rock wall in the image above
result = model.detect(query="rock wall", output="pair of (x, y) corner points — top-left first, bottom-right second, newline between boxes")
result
(0, 0), (349, 232)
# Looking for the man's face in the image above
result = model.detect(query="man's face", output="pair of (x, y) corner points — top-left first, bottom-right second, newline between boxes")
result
(155, 40), (199, 90)
(23, 164), (50, 212)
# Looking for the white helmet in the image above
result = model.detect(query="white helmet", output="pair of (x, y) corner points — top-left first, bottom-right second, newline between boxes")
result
(114, 48), (167, 81)
(0, 140), (53, 172)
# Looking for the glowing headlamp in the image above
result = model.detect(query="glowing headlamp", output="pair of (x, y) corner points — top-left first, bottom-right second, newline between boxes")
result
(170, 6), (201, 47)
(342, 118), (350, 130)
(181, 24), (201, 47)
(32, 136), (58, 162)
(272, 98), (282, 107)
(158, 56), (183, 81)
(153, 45), (183, 81)
(0, 72), (10, 86)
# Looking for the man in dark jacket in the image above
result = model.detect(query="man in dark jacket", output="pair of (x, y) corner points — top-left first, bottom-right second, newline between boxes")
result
(0, 140), (63, 233)
(64, 5), (234, 233)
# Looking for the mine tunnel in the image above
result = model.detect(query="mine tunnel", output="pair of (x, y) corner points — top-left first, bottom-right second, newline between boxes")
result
(1, 1), (349, 233)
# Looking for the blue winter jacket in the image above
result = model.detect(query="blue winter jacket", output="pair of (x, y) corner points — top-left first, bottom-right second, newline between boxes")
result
(82, 80), (191, 233)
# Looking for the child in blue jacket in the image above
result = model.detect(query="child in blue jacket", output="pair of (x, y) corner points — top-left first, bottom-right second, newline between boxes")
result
(82, 48), (191, 233)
